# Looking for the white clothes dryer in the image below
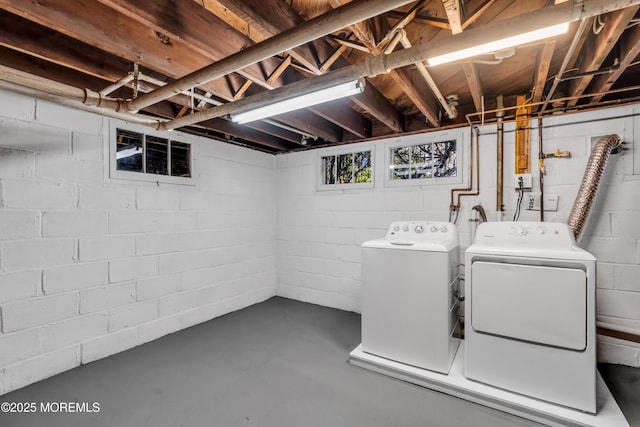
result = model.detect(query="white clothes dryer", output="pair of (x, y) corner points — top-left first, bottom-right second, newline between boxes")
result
(465, 222), (596, 413)
(361, 221), (460, 374)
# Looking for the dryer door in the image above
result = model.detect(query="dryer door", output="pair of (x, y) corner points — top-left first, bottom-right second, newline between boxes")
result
(471, 261), (586, 351)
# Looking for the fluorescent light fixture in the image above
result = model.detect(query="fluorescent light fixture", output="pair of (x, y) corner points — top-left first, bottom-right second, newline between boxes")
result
(428, 22), (570, 66)
(231, 79), (364, 124)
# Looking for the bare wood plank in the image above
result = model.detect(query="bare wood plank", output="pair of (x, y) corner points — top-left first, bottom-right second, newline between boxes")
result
(532, 40), (556, 104)
(266, 55), (293, 85)
(94, 0), (284, 90)
(244, 121), (307, 145)
(215, 0), (321, 74)
(328, 0), (440, 127)
(279, 110), (343, 143)
(442, 0), (463, 34)
(590, 21), (640, 103)
(199, 118), (292, 151)
(567, 6), (639, 107)
(310, 100), (372, 139)
(0, 0), (237, 100)
(320, 45), (348, 72)
(199, 0), (266, 44)
(462, 61), (484, 111)
(0, 10), (131, 81)
(515, 95), (531, 174)
(353, 84), (404, 133)
(237, 0), (401, 133)
(233, 80), (253, 100)
(462, 0), (498, 30)
(386, 11), (451, 30)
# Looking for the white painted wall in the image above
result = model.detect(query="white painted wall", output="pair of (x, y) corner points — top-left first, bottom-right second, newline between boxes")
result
(0, 90), (277, 395)
(276, 104), (640, 367)
(1, 87), (638, 397)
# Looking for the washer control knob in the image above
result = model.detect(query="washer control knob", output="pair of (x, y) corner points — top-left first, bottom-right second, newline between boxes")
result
(441, 226), (448, 233)
(403, 225), (410, 232)
(431, 226), (438, 232)
(516, 226), (528, 236)
(415, 225), (424, 233)
(393, 225), (400, 232)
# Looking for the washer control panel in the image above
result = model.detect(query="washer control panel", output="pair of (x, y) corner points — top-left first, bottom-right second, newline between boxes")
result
(474, 221), (575, 247)
(386, 221), (457, 244)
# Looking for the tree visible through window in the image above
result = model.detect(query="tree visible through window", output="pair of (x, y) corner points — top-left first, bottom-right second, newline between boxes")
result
(322, 150), (371, 185)
(391, 140), (456, 180)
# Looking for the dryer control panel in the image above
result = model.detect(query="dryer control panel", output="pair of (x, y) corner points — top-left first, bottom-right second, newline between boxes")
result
(386, 221), (458, 244)
(473, 221), (576, 248)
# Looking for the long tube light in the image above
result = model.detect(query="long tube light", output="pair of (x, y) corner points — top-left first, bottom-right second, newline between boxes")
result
(230, 79), (365, 124)
(428, 22), (570, 66)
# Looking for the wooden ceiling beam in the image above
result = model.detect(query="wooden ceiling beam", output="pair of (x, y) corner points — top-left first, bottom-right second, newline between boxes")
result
(462, 61), (484, 111)
(278, 110), (343, 143)
(213, 0), (321, 75)
(442, 0), (463, 34)
(94, 0), (286, 90)
(328, 0), (440, 127)
(215, 0), (393, 137)
(310, 101), (372, 139)
(589, 21), (640, 103)
(533, 40), (557, 104)
(567, 6), (639, 107)
(198, 118), (293, 151)
(0, 0), (237, 101)
(0, 11), (131, 82)
(462, 0), (498, 30)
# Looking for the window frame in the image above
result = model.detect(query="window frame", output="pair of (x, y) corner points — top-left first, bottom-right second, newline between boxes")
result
(384, 130), (464, 188)
(108, 120), (195, 186)
(317, 146), (375, 191)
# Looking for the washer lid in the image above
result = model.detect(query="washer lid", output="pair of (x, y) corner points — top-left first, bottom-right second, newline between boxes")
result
(362, 221), (459, 250)
(471, 261), (587, 351)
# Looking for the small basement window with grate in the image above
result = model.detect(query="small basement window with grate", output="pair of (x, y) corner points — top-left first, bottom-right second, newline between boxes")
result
(112, 127), (193, 185)
(318, 149), (373, 190)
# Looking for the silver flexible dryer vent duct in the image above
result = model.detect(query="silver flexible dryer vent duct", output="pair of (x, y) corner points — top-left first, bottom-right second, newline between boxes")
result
(567, 134), (622, 240)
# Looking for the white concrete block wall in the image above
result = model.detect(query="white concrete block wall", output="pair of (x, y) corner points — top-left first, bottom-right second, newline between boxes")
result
(0, 90), (277, 395)
(276, 104), (640, 367)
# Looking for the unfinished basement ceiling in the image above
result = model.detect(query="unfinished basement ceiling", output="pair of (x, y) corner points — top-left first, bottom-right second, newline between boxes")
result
(1, 0), (639, 153)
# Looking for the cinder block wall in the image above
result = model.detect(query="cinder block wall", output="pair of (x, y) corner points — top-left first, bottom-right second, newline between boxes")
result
(276, 104), (640, 367)
(0, 90), (277, 395)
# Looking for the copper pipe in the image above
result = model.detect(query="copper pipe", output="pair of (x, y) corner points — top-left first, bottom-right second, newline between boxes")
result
(567, 134), (622, 240)
(496, 95), (505, 215)
(457, 126), (481, 207)
(450, 124), (476, 209)
(538, 117), (545, 221)
(465, 85), (640, 125)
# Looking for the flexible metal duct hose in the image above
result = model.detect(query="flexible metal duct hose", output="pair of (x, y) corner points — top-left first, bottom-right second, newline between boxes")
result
(567, 134), (622, 240)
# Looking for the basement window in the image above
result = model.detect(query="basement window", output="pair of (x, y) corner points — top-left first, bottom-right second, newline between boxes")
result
(318, 148), (373, 190)
(385, 131), (463, 187)
(110, 125), (194, 185)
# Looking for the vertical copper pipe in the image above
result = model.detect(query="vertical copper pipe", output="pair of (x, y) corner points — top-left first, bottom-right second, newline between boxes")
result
(538, 117), (545, 221)
(496, 95), (505, 216)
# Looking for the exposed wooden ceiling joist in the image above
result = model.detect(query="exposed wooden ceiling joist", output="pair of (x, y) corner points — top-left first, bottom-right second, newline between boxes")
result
(567, 6), (640, 107)
(532, 40), (557, 103)
(589, 19), (640, 103)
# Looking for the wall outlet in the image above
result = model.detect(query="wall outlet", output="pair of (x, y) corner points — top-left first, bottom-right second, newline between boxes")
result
(514, 173), (533, 190)
(526, 193), (559, 211)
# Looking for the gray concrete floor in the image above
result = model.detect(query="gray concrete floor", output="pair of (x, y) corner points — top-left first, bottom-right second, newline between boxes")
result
(0, 297), (637, 427)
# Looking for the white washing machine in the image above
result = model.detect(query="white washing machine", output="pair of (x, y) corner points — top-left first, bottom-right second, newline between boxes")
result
(361, 221), (460, 374)
(465, 221), (596, 413)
